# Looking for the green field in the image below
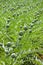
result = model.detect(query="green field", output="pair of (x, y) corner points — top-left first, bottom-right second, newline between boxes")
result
(0, 0), (43, 65)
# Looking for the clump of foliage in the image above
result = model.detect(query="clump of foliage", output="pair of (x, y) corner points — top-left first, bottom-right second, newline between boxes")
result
(0, 0), (43, 65)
